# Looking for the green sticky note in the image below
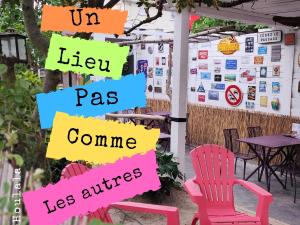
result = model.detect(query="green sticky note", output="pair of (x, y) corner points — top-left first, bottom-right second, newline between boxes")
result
(45, 34), (129, 80)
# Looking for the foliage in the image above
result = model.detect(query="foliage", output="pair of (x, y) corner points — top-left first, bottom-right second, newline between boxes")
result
(0, 70), (45, 171)
(144, 150), (183, 200)
(191, 16), (267, 34)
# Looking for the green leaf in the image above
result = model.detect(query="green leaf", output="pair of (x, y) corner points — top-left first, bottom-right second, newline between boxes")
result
(7, 153), (24, 167)
(3, 182), (10, 194)
(0, 196), (8, 210)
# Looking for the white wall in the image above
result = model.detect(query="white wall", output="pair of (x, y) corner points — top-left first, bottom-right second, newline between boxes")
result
(136, 30), (299, 117)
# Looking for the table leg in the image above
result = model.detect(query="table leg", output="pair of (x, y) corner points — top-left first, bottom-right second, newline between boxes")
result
(245, 143), (263, 181)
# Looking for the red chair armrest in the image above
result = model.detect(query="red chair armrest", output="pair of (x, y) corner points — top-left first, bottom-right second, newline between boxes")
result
(184, 178), (205, 203)
(111, 202), (180, 225)
(234, 179), (272, 225)
(234, 179), (272, 199)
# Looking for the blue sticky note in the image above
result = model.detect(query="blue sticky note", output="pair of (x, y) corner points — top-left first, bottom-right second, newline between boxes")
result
(36, 74), (146, 129)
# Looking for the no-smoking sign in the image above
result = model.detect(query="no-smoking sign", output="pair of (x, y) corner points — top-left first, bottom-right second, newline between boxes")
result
(225, 85), (243, 106)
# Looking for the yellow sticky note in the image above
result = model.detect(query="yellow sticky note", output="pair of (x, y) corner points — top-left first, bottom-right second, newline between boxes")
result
(46, 112), (160, 164)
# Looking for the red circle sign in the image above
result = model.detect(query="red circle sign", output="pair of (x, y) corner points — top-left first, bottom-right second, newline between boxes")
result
(225, 85), (243, 106)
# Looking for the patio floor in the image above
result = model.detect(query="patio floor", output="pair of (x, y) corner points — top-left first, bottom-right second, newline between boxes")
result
(184, 146), (300, 225)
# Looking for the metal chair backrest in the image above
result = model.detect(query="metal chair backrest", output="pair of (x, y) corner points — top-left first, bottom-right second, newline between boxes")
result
(223, 128), (241, 154)
(61, 163), (113, 224)
(247, 126), (263, 137)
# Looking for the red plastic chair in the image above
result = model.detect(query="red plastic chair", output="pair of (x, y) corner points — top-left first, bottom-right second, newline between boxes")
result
(61, 163), (180, 225)
(184, 144), (272, 225)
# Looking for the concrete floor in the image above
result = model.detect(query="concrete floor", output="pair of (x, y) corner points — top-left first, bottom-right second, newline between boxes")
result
(184, 146), (300, 225)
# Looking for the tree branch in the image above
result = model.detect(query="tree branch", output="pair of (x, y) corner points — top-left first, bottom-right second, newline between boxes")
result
(104, 0), (121, 8)
(124, 0), (164, 35)
(21, 0), (49, 56)
(273, 16), (300, 27)
(217, 0), (256, 8)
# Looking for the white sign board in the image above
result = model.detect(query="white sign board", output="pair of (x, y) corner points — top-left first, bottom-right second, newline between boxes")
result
(257, 30), (282, 44)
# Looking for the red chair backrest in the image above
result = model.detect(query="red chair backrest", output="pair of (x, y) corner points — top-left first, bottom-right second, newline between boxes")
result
(190, 144), (235, 209)
(61, 163), (113, 223)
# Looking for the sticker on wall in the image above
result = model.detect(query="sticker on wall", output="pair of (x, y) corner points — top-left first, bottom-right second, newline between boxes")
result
(273, 65), (280, 76)
(214, 66), (221, 73)
(158, 42), (164, 53)
(148, 67), (153, 78)
(198, 50), (208, 59)
(200, 72), (211, 80)
(190, 68), (197, 75)
(155, 78), (162, 86)
(272, 82), (280, 94)
(141, 43), (145, 50)
(198, 95), (205, 102)
(155, 57), (160, 66)
(225, 59), (237, 70)
(248, 86), (256, 100)
(208, 90), (219, 101)
(190, 87), (196, 92)
(254, 56), (264, 64)
(137, 60), (148, 77)
(258, 46), (267, 54)
(258, 30), (282, 44)
(240, 68), (256, 84)
(271, 45), (281, 62)
(197, 82), (205, 92)
(154, 86), (162, 93)
(241, 56), (251, 65)
(259, 81), (266, 92)
(298, 81), (300, 93)
(260, 66), (267, 78)
(148, 85), (153, 92)
(199, 63), (208, 70)
(162, 57), (166, 65)
(245, 37), (254, 53)
(155, 68), (163, 76)
(225, 85), (243, 107)
(211, 83), (225, 90)
(225, 74), (236, 82)
(218, 37), (240, 55)
(246, 101), (255, 110)
(214, 74), (222, 82)
(148, 46), (153, 54)
(271, 98), (280, 111)
(213, 59), (222, 65)
(192, 56), (197, 61)
(260, 96), (268, 107)
(284, 33), (295, 45)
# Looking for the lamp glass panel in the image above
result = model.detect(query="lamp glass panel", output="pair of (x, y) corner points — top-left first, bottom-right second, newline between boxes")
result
(1, 39), (9, 57)
(17, 38), (27, 61)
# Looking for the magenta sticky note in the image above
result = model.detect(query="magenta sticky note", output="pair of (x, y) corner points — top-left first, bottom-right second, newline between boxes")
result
(23, 150), (160, 225)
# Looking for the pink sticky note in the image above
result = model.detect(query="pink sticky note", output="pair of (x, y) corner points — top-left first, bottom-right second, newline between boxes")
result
(23, 150), (160, 225)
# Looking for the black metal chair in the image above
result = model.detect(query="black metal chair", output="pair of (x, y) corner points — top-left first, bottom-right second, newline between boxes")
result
(224, 128), (257, 179)
(247, 126), (264, 181)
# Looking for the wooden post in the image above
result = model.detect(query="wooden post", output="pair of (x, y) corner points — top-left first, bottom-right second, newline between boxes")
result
(170, 8), (189, 175)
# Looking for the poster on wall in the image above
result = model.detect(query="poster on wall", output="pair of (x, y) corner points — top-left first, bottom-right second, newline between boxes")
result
(272, 82), (280, 94)
(214, 74), (222, 82)
(225, 59), (237, 70)
(198, 95), (206, 102)
(197, 82), (205, 92)
(218, 37), (240, 55)
(254, 56), (264, 64)
(148, 67), (153, 78)
(225, 74), (236, 82)
(225, 85), (243, 106)
(245, 37), (254, 53)
(200, 72), (211, 80)
(271, 45), (281, 62)
(241, 56), (251, 65)
(273, 65), (280, 76)
(271, 98), (280, 111)
(137, 60), (148, 77)
(257, 30), (282, 44)
(199, 63), (208, 70)
(155, 68), (163, 76)
(259, 81), (266, 92)
(246, 101), (255, 109)
(154, 86), (162, 93)
(158, 42), (164, 53)
(211, 83), (225, 90)
(208, 90), (219, 100)
(248, 86), (256, 100)
(198, 50), (208, 59)
(258, 46), (267, 54)
(260, 96), (268, 107)
(260, 66), (267, 78)
(240, 68), (256, 83)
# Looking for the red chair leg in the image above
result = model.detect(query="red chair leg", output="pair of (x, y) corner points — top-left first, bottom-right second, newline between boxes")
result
(191, 216), (199, 225)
